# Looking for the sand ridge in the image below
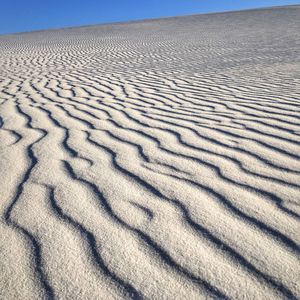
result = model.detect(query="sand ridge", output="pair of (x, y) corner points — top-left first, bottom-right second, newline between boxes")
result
(0, 5), (300, 299)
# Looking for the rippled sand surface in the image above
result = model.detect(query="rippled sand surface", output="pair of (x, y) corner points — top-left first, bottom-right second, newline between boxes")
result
(0, 5), (300, 299)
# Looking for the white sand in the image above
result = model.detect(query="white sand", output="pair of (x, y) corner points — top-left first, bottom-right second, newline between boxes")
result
(0, 5), (300, 299)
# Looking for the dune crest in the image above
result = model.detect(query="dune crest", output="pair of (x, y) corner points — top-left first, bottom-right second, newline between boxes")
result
(0, 5), (300, 299)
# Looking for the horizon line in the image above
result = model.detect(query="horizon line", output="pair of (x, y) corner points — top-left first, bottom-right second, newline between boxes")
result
(1, 4), (299, 37)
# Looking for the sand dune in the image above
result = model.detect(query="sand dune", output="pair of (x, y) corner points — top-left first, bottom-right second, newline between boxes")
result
(0, 5), (300, 299)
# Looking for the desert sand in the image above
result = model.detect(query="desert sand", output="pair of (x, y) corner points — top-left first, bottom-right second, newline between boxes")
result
(0, 5), (300, 299)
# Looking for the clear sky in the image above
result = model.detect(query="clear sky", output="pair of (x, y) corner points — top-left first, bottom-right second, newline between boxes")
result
(1, 0), (299, 35)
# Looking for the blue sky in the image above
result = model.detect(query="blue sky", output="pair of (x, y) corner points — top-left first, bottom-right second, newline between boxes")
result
(1, 0), (299, 35)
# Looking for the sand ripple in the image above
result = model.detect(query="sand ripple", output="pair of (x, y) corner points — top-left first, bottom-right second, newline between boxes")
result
(0, 5), (300, 299)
